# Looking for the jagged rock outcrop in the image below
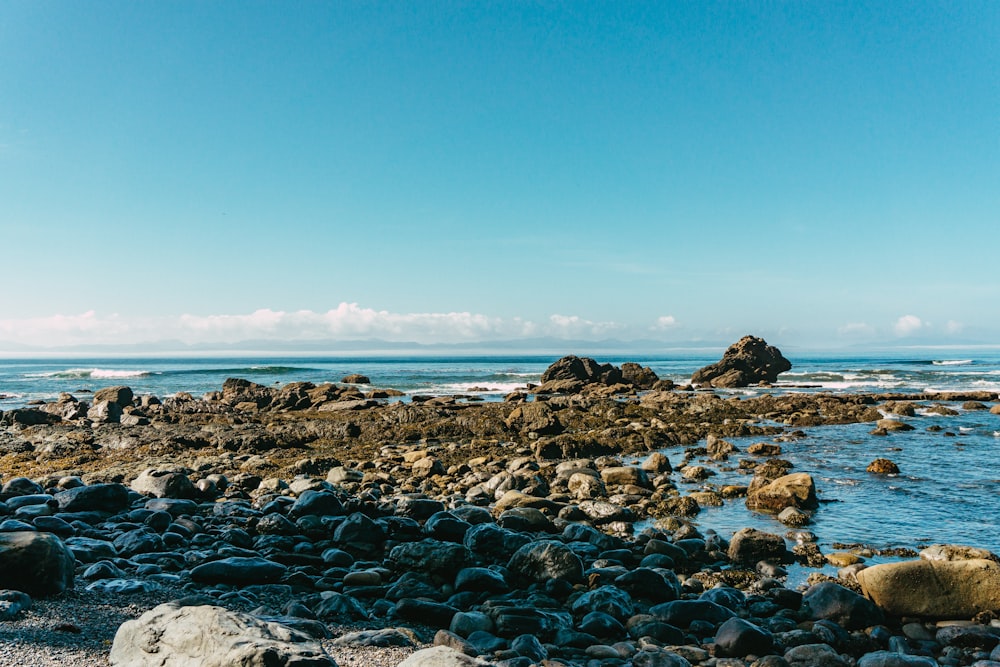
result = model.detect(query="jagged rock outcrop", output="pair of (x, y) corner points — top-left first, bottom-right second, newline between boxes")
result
(691, 336), (791, 388)
(536, 356), (659, 394)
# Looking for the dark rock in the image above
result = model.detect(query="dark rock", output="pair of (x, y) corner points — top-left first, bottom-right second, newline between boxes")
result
(488, 606), (573, 639)
(578, 610), (625, 638)
(0, 531), (75, 596)
(341, 374), (371, 384)
(394, 598), (459, 629)
(389, 539), (471, 575)
(648, 599), (735, 627)
(541, 356), (623, 387)
(510, 633), (547, 661)
(454, 567), (508, 594)
(621, 362), (660, 389)
(1, 477), (44, 498)
(190, 556), (287, 585)
(803, 581), (884, 630)
(570, 584), (634, 621)
(464, 523), (531, 564)
(614, 568), (681, 603)
(728, 527), (789, 566)
(506, 540), (584, 584)
(54, 483), (130, 514)
(288, 490), (344, 519)
(691, 336), (792, 388)
(714, 616), (774, 658)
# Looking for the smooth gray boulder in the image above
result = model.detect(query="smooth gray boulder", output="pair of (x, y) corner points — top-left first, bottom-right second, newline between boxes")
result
(110, 602), (337, 666)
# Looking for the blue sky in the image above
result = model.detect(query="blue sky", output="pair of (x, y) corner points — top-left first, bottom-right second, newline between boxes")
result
(1, 1), (997, 352)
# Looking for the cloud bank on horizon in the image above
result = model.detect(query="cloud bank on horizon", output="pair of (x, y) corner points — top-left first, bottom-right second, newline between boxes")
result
(0, 304), (974, 352)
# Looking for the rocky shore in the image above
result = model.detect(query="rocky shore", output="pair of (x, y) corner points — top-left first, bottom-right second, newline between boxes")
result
(2, 344), (1000, 666)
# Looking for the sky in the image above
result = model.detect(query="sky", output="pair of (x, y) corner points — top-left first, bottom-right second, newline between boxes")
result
(1, 1), (997, 353)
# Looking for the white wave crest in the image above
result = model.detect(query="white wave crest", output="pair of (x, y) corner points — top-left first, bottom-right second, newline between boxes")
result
(933, 360), (973, 366)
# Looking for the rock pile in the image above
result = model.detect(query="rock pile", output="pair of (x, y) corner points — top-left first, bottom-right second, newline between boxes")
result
(692, 336), (792, 388)
(0, 456), (997, 666)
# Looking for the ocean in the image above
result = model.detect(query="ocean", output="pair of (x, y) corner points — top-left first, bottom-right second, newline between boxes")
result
(2, 351), (1000, 576)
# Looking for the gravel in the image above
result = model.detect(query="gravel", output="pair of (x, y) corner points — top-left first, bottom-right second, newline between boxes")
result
(0, 583), (423, 667)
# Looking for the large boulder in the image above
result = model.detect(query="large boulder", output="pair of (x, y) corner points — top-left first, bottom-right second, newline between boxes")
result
(110, 602), (336, 666)
(856, 558), (1000, 619)
(745, 473), (817, 514)
(691, 336), (791, 387)
(54, 483), (130, 514)
(0, 531), (75, 596)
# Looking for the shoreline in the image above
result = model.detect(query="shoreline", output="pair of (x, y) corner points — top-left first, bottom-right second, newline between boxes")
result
(2, 359), (1000, 666)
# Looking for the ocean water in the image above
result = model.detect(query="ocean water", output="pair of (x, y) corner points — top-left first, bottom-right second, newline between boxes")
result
(2, 351), (1000, 568)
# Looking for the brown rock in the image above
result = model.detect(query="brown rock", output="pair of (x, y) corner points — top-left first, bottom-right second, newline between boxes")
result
(341, 374), (371, 384)
(745, 472), (817, 514)
(857, 558), (1000, 619)
(866, 458), (899, 474)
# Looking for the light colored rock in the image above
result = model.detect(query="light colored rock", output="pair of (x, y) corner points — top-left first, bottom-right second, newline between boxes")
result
(397, 646), (488, 667)
(109, 602), (336, 666)
(920, 544), (999, 563)
(857, 558), (1000, 619)
(746, 473), (818, 513)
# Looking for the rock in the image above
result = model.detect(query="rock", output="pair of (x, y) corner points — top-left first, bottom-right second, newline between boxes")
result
(288, 490), (344, 518)
(506, 540), (584, 584)
(190, 556), (287, 585)
(131, 468), (196, 499)
(87, 400), (123, 423)
(1, 477), (44, 497)
(341, 374), (371, 384)
(856, 652), (938, 667)
(541, 356), (623, 387)
(866, 459), (900, 474)
(0, 531), (75, 596)
(332, 628), (418, 647)
(54, 483), (130, 513)
(856, 558), (1000, 618)
(784, 643), (849, 667)
(803, 581), (883, 630)
(0, 589), (32, 621)
(713, 617), (773, 658)
(110, 602), (335, 666)
(389, 539), (471, 575)
(571, 585), (634, 621)
(621, 362), (660, 389)
(397, 645), (489, 667)
(648, 599), (735, 627)
(94, 385), (134, 406)
(920, 544), (999, 562)
(777, 507), (811, 527)
(728, 528), (789, 566)
(691, 336), (792, 388)
(746, 473), (818, 514)
(504, 402), (562, 435)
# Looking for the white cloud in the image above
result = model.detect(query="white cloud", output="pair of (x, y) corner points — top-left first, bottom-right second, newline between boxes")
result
(837, 322), (875, 337)
(893, 315), (925, 337)
(548, 314), (624, 338)
(0, 304), (624, 348)
(652, 315), (678, 330)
